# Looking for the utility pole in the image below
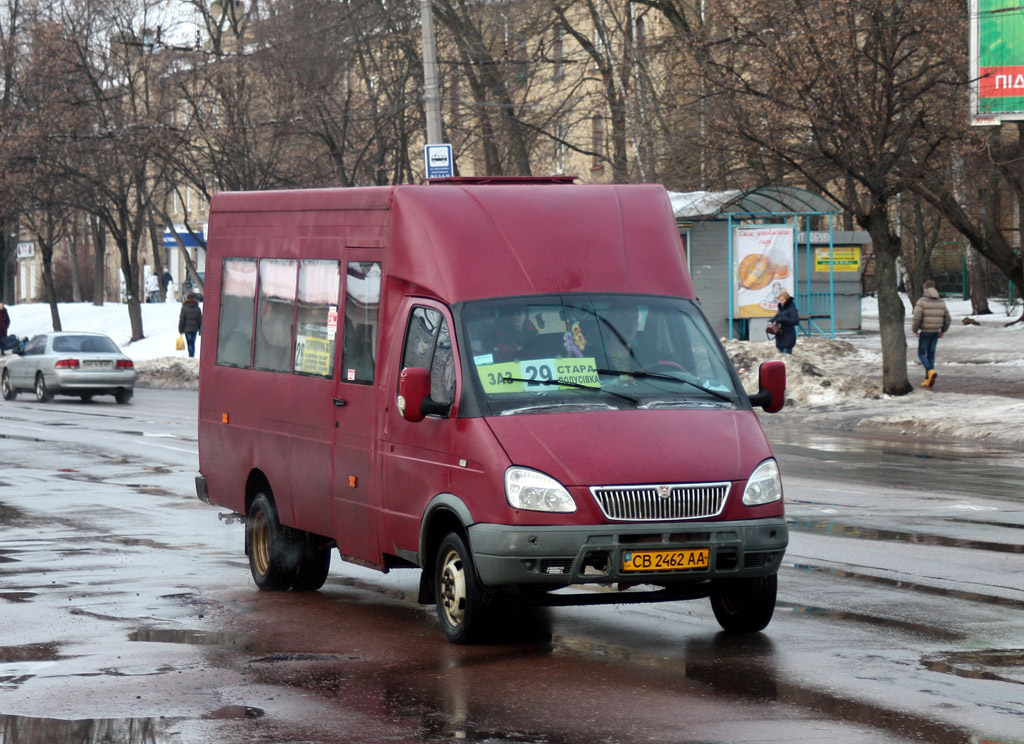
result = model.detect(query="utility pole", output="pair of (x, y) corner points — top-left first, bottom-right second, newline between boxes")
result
(420, 0), (443, 145)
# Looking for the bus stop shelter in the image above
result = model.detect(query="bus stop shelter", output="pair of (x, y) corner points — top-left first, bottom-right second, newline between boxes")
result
(668, 186), (868, 341)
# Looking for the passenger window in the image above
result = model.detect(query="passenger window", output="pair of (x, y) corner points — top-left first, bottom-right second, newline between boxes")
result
(254, 259), (297, 373)
(401, 307), (455, 407)
(216, 258), (257, 368)
(341, 261), (381, 384)
(294, 260), (340, 378)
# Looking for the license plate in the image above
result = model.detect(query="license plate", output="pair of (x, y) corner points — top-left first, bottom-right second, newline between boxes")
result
(83, 360), (111, 368)
(622, 548), (710, 572)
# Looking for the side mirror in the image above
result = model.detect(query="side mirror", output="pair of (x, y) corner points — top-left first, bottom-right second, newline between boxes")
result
(398, 367), (450, 422)
(748, 360), (786, 413)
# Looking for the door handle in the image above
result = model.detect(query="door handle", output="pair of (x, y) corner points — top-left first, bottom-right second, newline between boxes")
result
(333, 398), (347, 407)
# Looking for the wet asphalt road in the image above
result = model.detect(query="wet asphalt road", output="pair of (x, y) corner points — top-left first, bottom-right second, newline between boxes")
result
(0, 389), (1022, 744)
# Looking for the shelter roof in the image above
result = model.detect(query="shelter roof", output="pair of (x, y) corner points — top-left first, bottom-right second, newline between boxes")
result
(669, 186), (840, 219)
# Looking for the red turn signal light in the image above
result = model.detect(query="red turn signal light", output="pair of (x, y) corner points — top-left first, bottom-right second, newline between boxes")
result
(116, 359), (134, 369)
(55, 359), (80, 369)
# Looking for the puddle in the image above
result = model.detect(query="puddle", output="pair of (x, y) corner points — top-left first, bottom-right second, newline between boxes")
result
(0, 713), (178, 743)
(202, 705), (265, 720)
(923, 649), (1024, 685)
(790, 563), (1024, 610)
(0, 592), (36, 603)
(0, 643), (64, 663)
(129, 629), (247, 646)
(789, 520), (1023, 554)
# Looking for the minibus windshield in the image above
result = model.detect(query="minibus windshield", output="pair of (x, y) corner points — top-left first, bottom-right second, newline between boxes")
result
(460, 295), (743, 415)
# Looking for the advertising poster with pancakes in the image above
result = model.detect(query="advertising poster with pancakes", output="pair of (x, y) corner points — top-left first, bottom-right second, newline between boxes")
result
(733, 226), (794, 317)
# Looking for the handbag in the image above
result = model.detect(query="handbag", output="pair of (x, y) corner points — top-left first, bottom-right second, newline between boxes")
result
(765, 323), (780, 337)
(175, 334), (185, 351)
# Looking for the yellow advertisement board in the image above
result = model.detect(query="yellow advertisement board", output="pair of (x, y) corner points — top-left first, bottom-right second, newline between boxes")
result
(814, 246), (861, 272)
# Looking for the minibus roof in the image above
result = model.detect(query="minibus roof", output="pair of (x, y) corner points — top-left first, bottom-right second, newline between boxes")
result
(210, 182), (694, 303)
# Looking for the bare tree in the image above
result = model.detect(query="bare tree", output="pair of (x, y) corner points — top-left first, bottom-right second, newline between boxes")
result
(696, 0), (966, 395)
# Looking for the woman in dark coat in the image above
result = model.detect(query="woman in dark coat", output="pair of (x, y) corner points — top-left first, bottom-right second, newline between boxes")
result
(771, 290), (799, 354)
(178, 293), (203, 358)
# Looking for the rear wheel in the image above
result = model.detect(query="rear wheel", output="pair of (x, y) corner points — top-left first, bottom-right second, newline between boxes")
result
(114, 389), (133, 404)
(80, 393), (93, 402)
(291, 535), (332, 591)
(710, 574), (777, 634)
(1, 370), (15, 401)
(435, 531), (488, 644)
(245, 493), (299, 590)
(35, 373), (52, 402)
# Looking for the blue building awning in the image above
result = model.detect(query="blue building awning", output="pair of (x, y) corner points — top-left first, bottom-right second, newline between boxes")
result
(163, 225), (206, 249)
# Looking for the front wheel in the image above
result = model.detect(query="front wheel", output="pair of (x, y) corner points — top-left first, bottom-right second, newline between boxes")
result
(245, 493), (298, 590)
(35, 373), (52, 402)
(435, 532), (488, 644)
(710, 574), (777, 634)
(1, 370), (16, 401)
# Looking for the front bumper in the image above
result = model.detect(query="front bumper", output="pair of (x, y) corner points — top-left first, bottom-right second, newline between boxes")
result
(468, 517), (787, 588)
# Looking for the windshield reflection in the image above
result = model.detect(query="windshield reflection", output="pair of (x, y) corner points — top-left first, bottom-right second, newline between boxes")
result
(461, 295), (741, 416)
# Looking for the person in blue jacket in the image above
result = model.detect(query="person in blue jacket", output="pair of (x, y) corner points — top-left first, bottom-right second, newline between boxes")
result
(771, 290), (799, 354)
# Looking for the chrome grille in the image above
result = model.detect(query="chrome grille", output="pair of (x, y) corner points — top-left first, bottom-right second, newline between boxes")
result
(590, 482), (729, 521)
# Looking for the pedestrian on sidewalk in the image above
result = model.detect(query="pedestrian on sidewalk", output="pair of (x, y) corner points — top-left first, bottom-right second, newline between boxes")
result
(770, 290), (800, 354)
(178, 293), (203, 358)
(912, 280), (951, 388)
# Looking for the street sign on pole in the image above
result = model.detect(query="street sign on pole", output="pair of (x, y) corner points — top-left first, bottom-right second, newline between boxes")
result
(425, 144), (454, 179)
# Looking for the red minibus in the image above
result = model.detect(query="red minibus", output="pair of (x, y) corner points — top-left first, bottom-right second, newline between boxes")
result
(195, 179), (787, 643)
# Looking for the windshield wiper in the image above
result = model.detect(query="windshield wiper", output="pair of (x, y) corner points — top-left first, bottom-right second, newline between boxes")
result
(500, 377), (639, 406)
(594, 368), (734, 402)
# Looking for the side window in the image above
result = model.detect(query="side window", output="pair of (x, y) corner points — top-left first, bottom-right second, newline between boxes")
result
(341, 261), (381, 384)
(294, 260), (340, 378)
(254, 258), (297, 373)
(25, 336), (46, 355)
(216, 258), (257, 368)
(401, 307), (455, 407)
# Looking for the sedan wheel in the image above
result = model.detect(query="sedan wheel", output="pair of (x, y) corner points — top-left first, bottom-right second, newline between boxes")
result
(35, 373), (52, 402)
(1, 370), (15, 401)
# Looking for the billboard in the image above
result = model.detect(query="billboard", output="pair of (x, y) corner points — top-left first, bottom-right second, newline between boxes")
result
(733, 225), (794, 318)
(970, 0), (1024, 123)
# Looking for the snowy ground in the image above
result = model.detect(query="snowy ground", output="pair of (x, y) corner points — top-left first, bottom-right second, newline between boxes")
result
(4, 295), (1023, 447)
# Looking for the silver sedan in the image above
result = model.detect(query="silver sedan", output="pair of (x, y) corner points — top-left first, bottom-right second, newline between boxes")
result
(1, 332), (136, 404)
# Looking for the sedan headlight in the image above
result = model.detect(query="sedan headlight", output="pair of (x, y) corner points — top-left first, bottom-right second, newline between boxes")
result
(505, 468), (576, 513)
(742, 459), (783, 506)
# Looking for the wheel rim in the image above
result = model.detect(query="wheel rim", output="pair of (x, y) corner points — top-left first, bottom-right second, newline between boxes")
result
(438, 547), (467, 627)
(2, 373), (10, 397)
(250, 511), (271, 576)
(35, 376), (46, 399)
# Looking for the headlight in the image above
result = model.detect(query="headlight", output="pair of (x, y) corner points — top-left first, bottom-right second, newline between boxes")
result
(742, 459), (783, 506)
(505, 468), (576, 513)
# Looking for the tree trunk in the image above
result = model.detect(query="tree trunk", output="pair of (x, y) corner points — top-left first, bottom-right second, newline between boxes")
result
(39, 239), (62, 332)
(69, 217), (82, 303)
(965, 244), (992, 314)
(147, 211), (166, 302)
(867, 204), (913, 396)
(91, 217), (106, 306)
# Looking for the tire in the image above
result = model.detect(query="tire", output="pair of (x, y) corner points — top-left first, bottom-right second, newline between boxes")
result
(35, 373), (52, 402)
(1, 370), (16, 401)
(435, 531), (488, 644)
(80, 393), (93, 402)
(245, 493), (299, 591)
(290, 535), (332, 591)
(114, 389), (133, 404)
(710, 573), (778, 634)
